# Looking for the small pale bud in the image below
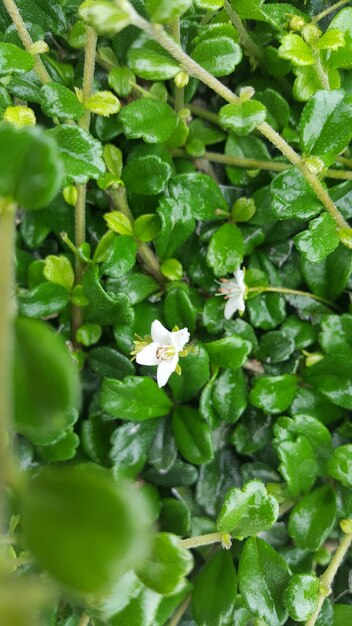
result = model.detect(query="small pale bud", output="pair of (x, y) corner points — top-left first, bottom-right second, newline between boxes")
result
(174, 71), (189, 88)
(4, 106), (36, 128)
(289, 15), (306, 32)
(303, 350), (324, 367)
(29, 40), (49, 55)
(303, 156), (325, 176)
(239, 86), (255, 101)
(178, 107), (191, 121)
(302, 23), (321, 45)
(340, 519), (352, 535)
(63, 185), (78, 206)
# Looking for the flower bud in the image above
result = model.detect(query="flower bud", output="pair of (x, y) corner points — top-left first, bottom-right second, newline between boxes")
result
(29, 40), (49, 55)
(175, 71), (189, 88)
(303, 156), (325, 176)
(289, 15), (306, 32)
(340, 519), (352, 535)
(63, 185), (78, 206)
(239, 86), (255, 101)
(302, 23), (321, 45)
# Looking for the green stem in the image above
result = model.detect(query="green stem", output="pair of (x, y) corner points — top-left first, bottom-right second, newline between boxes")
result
(168, 596), (191, 626)
(72, 27), (97, 343)
(312, 0), (351, 24)
(312, 49), (330, 90)
(337, 155), (352, 169)
(3, 0), (52, 84)
(179, 531), (224, 549)
(248, 286), (337, 310)
(78, 613), (90, 626)
(0, 200), (18, 504)
(305, 531), (352, 626)
(109, 188), (164, 284)
(223, 0), (264, 62)
(172, 149), (352, 181)
(170, 19), (184, 112)
(127, 6), (350, 235)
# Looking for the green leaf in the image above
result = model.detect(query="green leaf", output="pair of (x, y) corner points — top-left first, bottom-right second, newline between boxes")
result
(247, 293), (286, 330)
(301, 245), (352, 300)
(207, 223), (244, 277)
(101, 376), (172, 421)
(333, 604), (352, 624)
(47, 125), (105, 184)
(288, 485), (337, 550)
(278, 34), (314, 66)
(134, 214), (161, 242)
(319, 314), (352, 355)
(220, 100), (266, 136)
(231, 407), (271, 455)
(0, 42), (34, 76)
(172, 407), (213, 465)
(164, 287), (196, 333)
(232, 197), (256, 222)
(76, 323), (102, 347)
(160, 258), (183, 281)
(212, 369), (247, 423)
(169, 345), (210, 403)
(22, 464), (151, 593)
(327, 445), (352, 487)
(108, 66), (135, 97)
(191, 36), (242, 77)
(14, 317), (80, 445)
(85, 91), (121, 116)
(119, 99), (177, 144)
(79, 0), (132, 34)
(40, 83), (85, 121)
(225, 132), (270, 186)
(250, 374), (297, 414)
(192, 551), (237, 626)
(122, 148), (173, 195)
(110, 420), (158, 479)
(128, 35), (180, 80)
(159, 498), (191, 536)
(274, 414), (332, 470)
(17, 282), (69, 318)
(136, 532), (193, 595)
(205, 335), (251, 370)
(0, 125), (63, 210)
(36, 429), (80, 463)
(168, 172), (228, 220)
(275, 436), (319, 497)
(270, 169), (322, 220)
(101, 234), (137, 278)
(328, 8), (352, 69)
(83, 264), (134, 326)
(283, 574), (320, 622)
(104, 210), (133, 236)
(257, 330), (295, 363)
(43, 255), (74, 291)
(294, 214), (340, 262)
(304, 355), (352, 409)
(88, 346), (134, 379)
(146, 0), (192, 22)
(239, 537), (290, 626)
(300, 90), (352, 164)
(217, 480), (279, 538)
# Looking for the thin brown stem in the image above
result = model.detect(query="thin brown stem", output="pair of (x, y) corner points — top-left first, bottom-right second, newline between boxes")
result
(223, 0), (264, 62)
(248, 286), (337, 310)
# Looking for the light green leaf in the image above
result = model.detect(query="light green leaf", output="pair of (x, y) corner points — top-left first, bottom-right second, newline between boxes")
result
(119, 99), (177, 143)
(283, 574), (320, 622)
(137, 532), (193, 595)
(85, 90), (121, 116)
(327, 445), (352, 487)
(217, 480), (279, 538)
(278, 34), (314, 66)
(101, 376), (172, 421)
(128, 35), (180, 80)
(220, 100), (266, 136)
(40, 83), (85, 121)
(146, 0), (192, 23)
(79, 0), (132, 34)
(48, 125), (105, 184)
(294, 214), (340, 263)
(0, 42), (34, 76)
(43, 255), (74, 291)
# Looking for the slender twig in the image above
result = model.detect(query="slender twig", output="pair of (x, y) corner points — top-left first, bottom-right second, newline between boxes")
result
(305, 531), (352, 626)
(109, 188), (164, 284)
(248, 286), (337, 310)
(337, 155), (352, 168)
(0, 200), (18, 501)
(125, 6), (350, 234)
(78, 613), (90, 626)
(72, 27), (97, 342)
(3, 0), (52, 84)
(179, 531), (225, 549)
(312, 50), (330, 90)
(168, 596), (191, 626)
(312, 0), (351, 24)
(223, 0), (264, 62)
(172, 149), (352, 181)
(170, 19), (184, 112)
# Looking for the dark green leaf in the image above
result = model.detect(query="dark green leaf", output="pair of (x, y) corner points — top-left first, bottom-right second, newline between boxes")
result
(250, 375), (297, 414)
(40, 83), (85, 121)
(119, 99), (177, 143)
(172, 407), (214, 465)
(205, 335), (251, 370)
(0, 42), (34, 76)
(213, 369), (247, 423)
(48, 125), (105, 184)
(192, 551), (237, 626)
(327, 445), (352, 487)
(136, 532), (193, 595)
(288, 485), (337, 550)
(217, 480), (279, 538)
(101, 376), (172, 421)
(207, 223), (244, 277)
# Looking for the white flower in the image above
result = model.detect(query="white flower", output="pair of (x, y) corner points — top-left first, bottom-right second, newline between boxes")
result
(217, 268), (246, 319)
(135, 320), (190, 388)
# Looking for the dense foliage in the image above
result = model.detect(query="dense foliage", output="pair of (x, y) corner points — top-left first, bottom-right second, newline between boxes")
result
(1, 1), (352, 625)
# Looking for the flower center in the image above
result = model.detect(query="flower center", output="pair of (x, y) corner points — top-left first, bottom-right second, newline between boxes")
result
(156, 345), (176, 362)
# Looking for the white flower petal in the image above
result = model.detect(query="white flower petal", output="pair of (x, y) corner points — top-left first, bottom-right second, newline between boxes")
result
(151, 320), (172, 344)
(171, 327), (190, 352)
(234, 268), (246, 292)
(136, 341), (160, 366)
(157, 354), (179, 387)
(224, 295), (242, 319)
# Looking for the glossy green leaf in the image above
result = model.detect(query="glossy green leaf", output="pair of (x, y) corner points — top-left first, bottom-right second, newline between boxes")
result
(288, 485), (337, 550)
(122, 149), (172, 195)
(79, 0), (132, 34)
(137, 532), (193, 596)
(17, 282), (69, 318)
(0, 42), (34, 76)
(319, 314), (352, 355)
(192, 551), (237, 626)
(14, 317), (80, 444)
(48, 125), (105, 184)
(220, 100), (266, 136)
(43, 255), (74, 291)
(110, 420), (158, 479)
(169, 345), (210, 403)
(146, 0), (192, 23)
(85, 90), (121, 116)
(22, 464), (151, 592)
(36, 429), (80, 463)
(0, 125), (63, 210)
(83, 264), (134, 326)
(327, 445), (352, 487)
(207, 223), (244, 277)
(101, 376), (172, 421)
(250, 375), (297, 414)
(172, 407), (214, 465)
(328, 8), (352, 69)
(283, 574), (320, 622)
(88, 346), (134, 379)
(239, 537), (290, 626)
(168, 172), (228, 220)
(217, 480), (279, 538)
(270, 169), (322, 220)
(128, 35), (180, 80)
(120, 99), (177, 143)
(164, 287), (196, 333)
(278, 34), (314, 66)
(294, 214), (340, 262)
(300, 90), (352, 163)
(304, 355), (352, 409)
(40, 83), (85, 121)
(134, 214), (161, 242)
(101, 234), (137, 278)
(205, 335), (251, 370)
(191, 36), (242, 77)
(212, 369), (247, 423)
(76, 323), (102, 347)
